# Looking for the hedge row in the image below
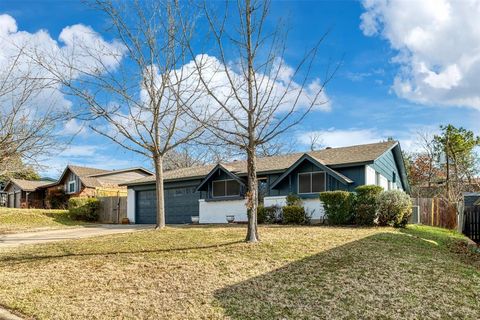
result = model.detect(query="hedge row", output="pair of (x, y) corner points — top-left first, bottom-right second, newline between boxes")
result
(319, 186), (412, 227)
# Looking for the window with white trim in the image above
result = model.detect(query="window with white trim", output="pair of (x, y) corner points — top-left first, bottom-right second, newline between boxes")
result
(298, 172), (326, 194)
(375, 172), (381, 186)
(212, 179), (240, 197)
(67, 181), (76, 194)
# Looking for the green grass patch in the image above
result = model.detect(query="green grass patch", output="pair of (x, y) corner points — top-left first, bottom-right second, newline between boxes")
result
(0, 225), (478, 319)
(0, 207), (87, 234)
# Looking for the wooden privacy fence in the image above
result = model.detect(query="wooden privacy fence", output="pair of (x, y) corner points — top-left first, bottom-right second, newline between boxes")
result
(412, 198), (458, 230)
(464, 206), (480, 243)
(97, 196), (127, 223)
(95, 189), (128, 223)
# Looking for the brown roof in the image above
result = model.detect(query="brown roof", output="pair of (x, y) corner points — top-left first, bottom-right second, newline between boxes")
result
(68, 165), (111, 178)
(45, 165), (153, 189)
(8, 178), (54, 191)
(125, 141), (397, 185)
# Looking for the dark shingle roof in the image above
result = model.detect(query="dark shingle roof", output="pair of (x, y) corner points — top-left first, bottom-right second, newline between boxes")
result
(125, 141), (397, 185)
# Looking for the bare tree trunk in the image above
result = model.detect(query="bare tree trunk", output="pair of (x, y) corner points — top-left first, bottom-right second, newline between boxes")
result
(153, 154), (166, 229)
(244, 0), (258, 243)
(245, 146), (259, 242)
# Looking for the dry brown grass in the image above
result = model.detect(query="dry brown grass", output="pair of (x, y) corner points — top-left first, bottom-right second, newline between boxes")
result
(0, 225), (478, 319)
(0, 207), (87, 234)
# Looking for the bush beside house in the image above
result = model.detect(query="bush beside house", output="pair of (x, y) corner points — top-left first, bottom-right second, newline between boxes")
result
(257, 205), (278, 224)
(319, 191), (355, 225)
(354, 185), (383, 225)
(282, 205), (310, 224)
(319, 185), (412, 228)
(377, 190), (412, 227)
(68, 197), (100, 222)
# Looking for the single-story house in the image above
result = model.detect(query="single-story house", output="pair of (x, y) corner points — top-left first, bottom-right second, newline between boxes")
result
(4, 165), (153, 209)
(3, 178), (54, 208)
(43, 165), (153, 201)
(123, 141), (410, 224)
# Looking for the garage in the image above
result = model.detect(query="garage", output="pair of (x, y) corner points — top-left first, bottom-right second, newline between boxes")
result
(135, 186), (200, 224)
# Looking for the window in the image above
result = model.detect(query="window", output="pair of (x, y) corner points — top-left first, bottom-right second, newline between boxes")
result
(258, 178), (268, 204)
(298, 172), (325, 194)
(375, 172), (381, 186)
(212, 179), (240, 197)
(67, 181), (76, 194)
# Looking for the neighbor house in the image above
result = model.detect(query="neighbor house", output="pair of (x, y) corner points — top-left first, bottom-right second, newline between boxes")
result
(3, 178), (54, 208)
(123, 141), (410, 224)
(4, 165), (153, 209)
(44, 165), (153, 200)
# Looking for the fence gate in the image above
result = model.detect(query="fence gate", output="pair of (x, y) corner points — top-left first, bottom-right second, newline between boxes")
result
(464, 207), (480, 243)
(97, 195), (127, 223)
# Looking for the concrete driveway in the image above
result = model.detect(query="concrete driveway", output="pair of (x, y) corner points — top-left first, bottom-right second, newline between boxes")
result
(0, 224), (153, 249)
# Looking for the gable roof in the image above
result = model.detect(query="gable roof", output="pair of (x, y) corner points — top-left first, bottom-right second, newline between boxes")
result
(270, 154), (353, 189)
(195, 164), (247, 192)
(68, 165), (111, 178)
(5, 178), (53, 192)
(124, 141), (399, 186)
(46, 165), (153, 189)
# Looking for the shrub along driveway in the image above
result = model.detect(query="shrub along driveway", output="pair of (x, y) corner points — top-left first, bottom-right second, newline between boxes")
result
(0, 225), (478, 319)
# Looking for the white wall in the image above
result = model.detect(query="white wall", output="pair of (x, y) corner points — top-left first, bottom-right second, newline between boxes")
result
(198, 199), (248, 223)
(127, 188), (135, 223)
(264, 196), (325, 221)
(365, 165), (376, 185)
(379, 175), (388, 190)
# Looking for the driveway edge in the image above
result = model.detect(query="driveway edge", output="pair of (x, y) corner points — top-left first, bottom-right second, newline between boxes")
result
(0, 306), (24, 320)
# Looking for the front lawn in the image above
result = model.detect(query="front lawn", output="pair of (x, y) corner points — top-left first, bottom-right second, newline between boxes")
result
(0, 207), (87, 234)
(0, 225), (478, 319)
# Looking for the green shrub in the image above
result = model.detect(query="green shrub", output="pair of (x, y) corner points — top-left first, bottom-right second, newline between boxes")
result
(319, 191), (355, 225)
(376, 190), (412, 227)
(68, 197), (100, 222)
(286, 194), (303, 206)
(282, 205), (310, 224)
(46, 189), (69, 209)
(257, 205), (278, 224)
(354, 185), (383, 225)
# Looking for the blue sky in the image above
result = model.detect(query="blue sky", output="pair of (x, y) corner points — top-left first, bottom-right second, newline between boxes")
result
(2, 0), (479, 178)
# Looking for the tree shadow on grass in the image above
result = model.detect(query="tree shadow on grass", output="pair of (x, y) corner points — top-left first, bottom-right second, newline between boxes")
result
(214, 231), (479, 320)
(0, 240), (243, 266)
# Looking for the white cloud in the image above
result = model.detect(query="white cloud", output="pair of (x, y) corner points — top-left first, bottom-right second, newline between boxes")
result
(360, 0), (480, 109)
(59, 145), (98, 157)
(60, 119), (88, 136)
(0, 14), (125, 115)
(297, 128), (383, 148)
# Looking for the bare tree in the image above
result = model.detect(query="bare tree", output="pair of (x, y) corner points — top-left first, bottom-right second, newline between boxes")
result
(308, 132), (325, 151)
(185, 0), (337, 242)
(163, 144), (235, 170)
(30, 0), (209, 229)
(0, 48), (67, 177)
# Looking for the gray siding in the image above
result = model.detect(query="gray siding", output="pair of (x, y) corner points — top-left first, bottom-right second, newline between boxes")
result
(63, 171), (82, 193)
(371, 150), (403, 189)
(336, 165), (366, 191)
(271, 160), (351, 197)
